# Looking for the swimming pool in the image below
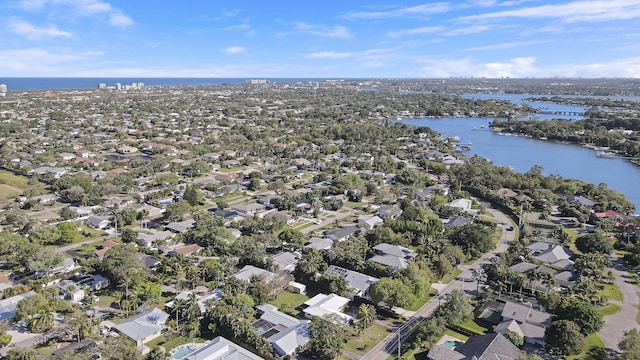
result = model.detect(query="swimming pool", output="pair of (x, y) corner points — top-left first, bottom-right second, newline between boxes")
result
(172, 345), (197, 359)
(441, 340), (463, 350)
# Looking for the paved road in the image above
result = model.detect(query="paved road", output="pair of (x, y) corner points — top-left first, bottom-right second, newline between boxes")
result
(361, 207), (516, 360)
(597, 257), (640, 351)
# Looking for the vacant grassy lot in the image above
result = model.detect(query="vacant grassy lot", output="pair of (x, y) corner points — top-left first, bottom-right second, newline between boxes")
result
(269, 291), (309, 317)
(342, 323), (390, 356)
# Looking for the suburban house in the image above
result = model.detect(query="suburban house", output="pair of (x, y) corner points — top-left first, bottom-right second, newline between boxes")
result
(377, 205), (403, 219)
(113, 307), (169, 354)
(272, 252), (302, 273)
(254, 304), (310, 357)
(446, 198), (478, 216)
(85, 215), (111, 230)
(368, 243), (416, 270)
(324, 265), (379, 300)
(0, 291), (37, 321)
(427, 333), (522, 360)
(526, 242), (574, 269)
(234, 265), (277, 283)
(165, 219), (196, 234)
(325, 226), (359, 242)
(444, 215), (472, 230)
(304, 237), (334, 251)
(498, 301), (552, 346)
(302, 293), (353, 324)
(136, 230), (174, 248)
(181, 336), (264, 360)
(58, 279), (84, 302)
(231, 203), (267, 217)
(357, 215), (384, 230)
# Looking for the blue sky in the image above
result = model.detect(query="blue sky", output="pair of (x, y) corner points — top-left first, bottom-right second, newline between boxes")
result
(2, 0), (640, 78)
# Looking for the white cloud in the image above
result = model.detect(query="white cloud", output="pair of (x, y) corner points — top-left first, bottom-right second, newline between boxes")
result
(416, 56), (640, 78)
(443, 25), (493, 36)
(341, 2), (454, 20)
(16, 0), (134, 27)
(290, 22), (351, 38)
(0, 48), (102, 74)
(108, 12), (134, 27)
(223, 46), (245, 55)
(222, 9), (241, 17)
(305, 52), (355, 59)
(224, 23), (250, 31)
(466, 40), (546, 51)
(458, 0), (640, 23)
(387, 26), (444, 38)
(9, 18), (72, 40)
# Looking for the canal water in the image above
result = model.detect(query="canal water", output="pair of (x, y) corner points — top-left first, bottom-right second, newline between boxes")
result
(402, 94), (640, 210)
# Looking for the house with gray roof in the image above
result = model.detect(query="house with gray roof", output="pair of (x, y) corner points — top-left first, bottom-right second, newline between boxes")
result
(254, 304), (310, 357)
(501, 301), (552, 327)
(325, 265), (379, 300)
(444, 215), (472, 229)
(527, 242), (574, 268)
(182, 336), (264, 360)
(377, 205), (403, 219)
(165, 218), (195, 234)
(368, 242), (416, 270)
(428, 333), (522, 360)
(357, 215), (384, 230)
(86, 215), (111, 230)
(325, 226), (359, 242)
(113, 307), (169, 354)
(0, 291), (37, 321)
(304, 237), (333, 251)
(272, 252), (302, 273)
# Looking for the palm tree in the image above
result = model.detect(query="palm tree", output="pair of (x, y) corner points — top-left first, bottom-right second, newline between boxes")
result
(358, 304), (376, 329)
(527, 269), (543, 295)
(184, 321), (200, 342)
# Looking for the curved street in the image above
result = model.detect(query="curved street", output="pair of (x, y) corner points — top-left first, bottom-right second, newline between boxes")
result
(597, 256), (640, 351)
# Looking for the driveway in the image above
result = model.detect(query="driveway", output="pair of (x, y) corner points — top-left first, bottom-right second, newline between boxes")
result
(597, 256), (640, 351)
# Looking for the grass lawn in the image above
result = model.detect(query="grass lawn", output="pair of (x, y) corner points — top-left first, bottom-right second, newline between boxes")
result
(292, 221), (315, 231)
(343, 323), (390, 355)
(218, 166), (246, 173)
(72, 241), (104, 255)
(597, 303), (621, 316)
(455, 318), (492, 335)
(0, 170), (47, 196)
(406, 290), (436, 311)
(601, 283), (623, 302)
(568, 334), (605, 360)
(269, 291), (309, 316)
(442, 329), (470, 341)
(441, 269), (462, 284)
(0, 184), (22, 199)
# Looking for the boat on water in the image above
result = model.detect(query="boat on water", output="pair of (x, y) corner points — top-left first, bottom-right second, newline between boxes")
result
(596, 151), (617, 158)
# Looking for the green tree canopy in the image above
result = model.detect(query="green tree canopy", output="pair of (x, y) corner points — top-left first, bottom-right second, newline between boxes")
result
(545, 320), (585, 355)
(308, 316), (346, 360)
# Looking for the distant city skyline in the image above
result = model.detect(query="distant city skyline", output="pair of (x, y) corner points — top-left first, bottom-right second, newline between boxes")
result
(2, 0), (640, 78)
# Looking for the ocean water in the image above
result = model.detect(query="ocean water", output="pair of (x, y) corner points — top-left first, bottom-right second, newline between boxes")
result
(0, 77), (337, 91)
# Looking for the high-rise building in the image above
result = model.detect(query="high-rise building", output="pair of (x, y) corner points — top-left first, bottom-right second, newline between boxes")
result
(97, 83), (107, 89)
(246, 79), (267, 84)
(115, 82), (122, 90)
(0, 84), (7, 92)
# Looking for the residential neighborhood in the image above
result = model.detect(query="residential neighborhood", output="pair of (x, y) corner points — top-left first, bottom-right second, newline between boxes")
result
(0, 79), (638, 360)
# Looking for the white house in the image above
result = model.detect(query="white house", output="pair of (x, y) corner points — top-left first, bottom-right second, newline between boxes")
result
(303, 293), (352, 324)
